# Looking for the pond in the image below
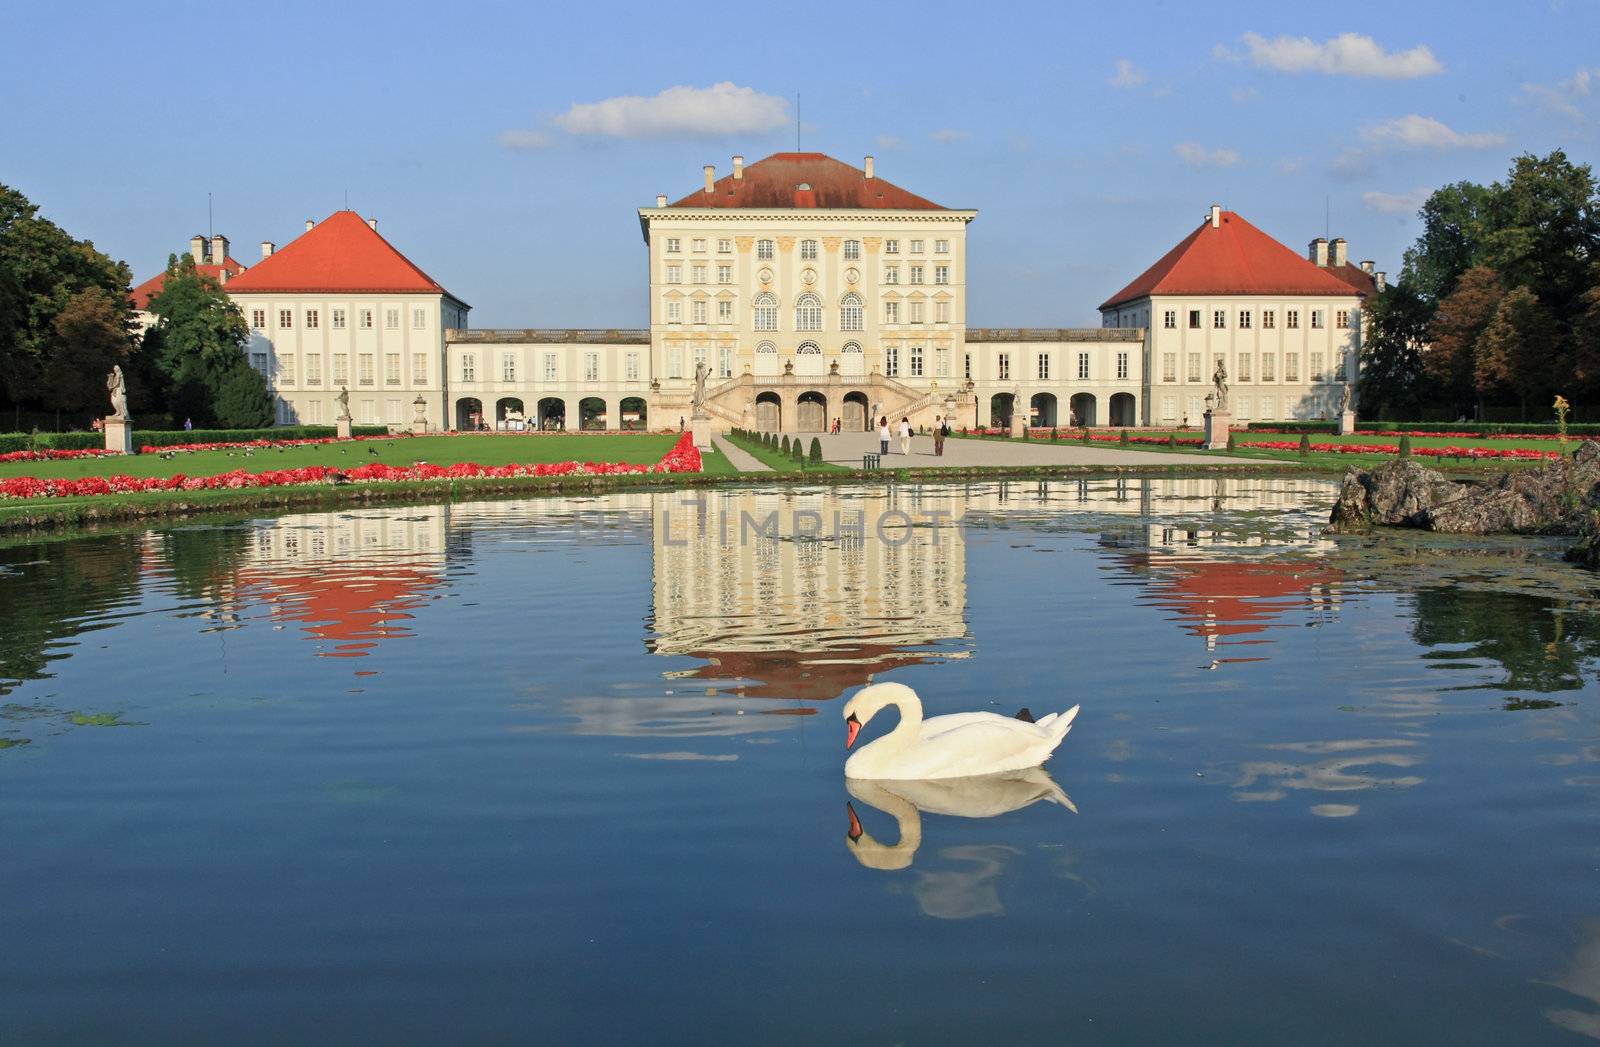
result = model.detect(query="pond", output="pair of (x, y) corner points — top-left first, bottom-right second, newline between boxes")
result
(1, 478), (1598, 1044)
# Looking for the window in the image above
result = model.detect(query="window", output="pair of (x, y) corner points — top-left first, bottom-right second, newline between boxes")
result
(935, 301), (950, 323)
(757, 239), (774, 260)
(625, 352), (639, 382)
(885, 345), (899, 376)
(360, 309), (374, 329)
(1263, 310), (1276, 330)
(306, 354), (322, 385)
(964, 353), (972, 379)
(717, 264), (732, 284)
(884, 266), (899, 284)
(692, 263), (706, 284)
(1287, 309), (1300, 330)
(332, 308), (346, 330)
(691, 238), (705, 253)
(935, 239), (949, 253)
(910, 239), (924, 253)
(935, 347), (949, 377)
(501, 353), (517, 382)
(333, 354), (348, 383)
(795, 293), (821, 331)
(1259, 394), (1274, 419)
(412, 308), (426, 330)
(843, 240), (861, 260)
(1335, 309), (1349, 329)
(1237, 353), (1251, 382)
(884, 239), (899, 254)
(301, 309), (317, 330)
(910, 265), (925, 285)
(841, 293), (863, 331)
(278, 355), (295, 383)
(1036, 352), (1050, 380)
(358, 353), (375, 385)
(717, 238), (732, 253)
(754, 293), (777, 331)
(666, 238), (681, 253)
(545, 352), (558, 381)
(909, 301), (924, 324)
(1162, 353), (1177, 382)
(1213, 309), (1226, 329)
(666, 264), (682, 283)
(251, 308), (266, 329)
(1117, 352), (1129, 381)
(910, 345), (924, 377)
(666, 300), (682, 323)
(1285, 352), (1300, 382)
(386, 399), (402, 425)
(279, 309), (292, 329)
(884, 300), (899, 324)
(718, 346), (732, 377)
(934, 264), (949, 285)
(717, 299), (732, 321)
(755, 340), (776, 356)
(1262, 353), (1276, 381)
(997, 353), (1010, 380)
(1311, 310), (1324, 330)
(381, 309), (396, 330)
(1163, 310), (1176, 329)
(360, 400), (376, 424)
(412, 354), (427, 383)
(1078, 352), (1090, 380)
(385, 353), (400, 385)
(1238, 310), (1251, 329)
(585, 352), (599, 382)
(459, 351), (476, 380)
(668, 347), (683, 378)
(800, 239), (817, 260)
(1189, 310), (1202, 329)
(1310, 352), (1324, 382)
(692, 299), (707, 324)
(1187, 353), (1202, 382)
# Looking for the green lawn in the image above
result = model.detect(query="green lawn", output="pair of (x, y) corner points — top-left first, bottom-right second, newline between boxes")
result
(0, 433), (691, 480)
(722, 432), (850, 472)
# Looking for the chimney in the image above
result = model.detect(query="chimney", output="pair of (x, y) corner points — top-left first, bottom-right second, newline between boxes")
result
(305, 218), (315, 232)
(367, 217), (377, 231)
(190, 235), (206, 263)
(656, 194), (667, 208)
(703, 164), (715, 193)
(1330, 237), (1347, 267)
(864, 155), (875, 179)
(1360, 260), (1374, 274)
(1375, 271), (1387, 292)
(732, 155), (744, 180)
(261, 241), (275, 259)
(211, 234), (229, 265)
(1309, 238), (1329, 266)
(1208, 204), (1221, 228)
(218, 269), (229, 285)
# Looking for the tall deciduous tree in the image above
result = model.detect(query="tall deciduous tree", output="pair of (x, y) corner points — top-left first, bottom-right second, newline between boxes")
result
(143, 255), (268, 427)
(1481, 150), (1600, 320)
(1427, 266), (1503, 417)
(1475, 286), (1558, 418)
(44, 287), (132, 418)
(1400, 181), (1494, 303)
(1357, 281), (1431, 417)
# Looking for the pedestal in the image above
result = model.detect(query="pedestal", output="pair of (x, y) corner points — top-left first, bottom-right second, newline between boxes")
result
(691, 413), (713, 451)
(1009, 411), (1025, 439)
(1203, 410), (1231, 451)
(103, 416), (133, 455)
(1338, 410), (1357, 436)
(412, 418), (429, 435)
(336, 414), (353, 439)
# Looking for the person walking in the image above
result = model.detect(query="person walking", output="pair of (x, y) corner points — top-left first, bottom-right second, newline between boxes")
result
(878, 416), (890, 455)
(898, 416), (912, 456)
(933, 415), (946, 457)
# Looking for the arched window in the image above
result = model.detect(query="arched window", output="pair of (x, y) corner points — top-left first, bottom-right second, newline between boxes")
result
(755, 340), (777, 354)
(757, 239), (774, 260)
(796, 341), (821, 354)
(800, 239), (818, 260)
(795, 293), (822, 331)
(840, 293), (864, 332)
(840, 341), (862, 353)
(753, 293), (777, 331)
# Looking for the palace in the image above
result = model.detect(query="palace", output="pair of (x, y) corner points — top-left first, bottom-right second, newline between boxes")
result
(132, 152), (1381, 431)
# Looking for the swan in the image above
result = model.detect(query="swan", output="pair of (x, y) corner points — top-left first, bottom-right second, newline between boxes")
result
(841, 682), (1079, 780)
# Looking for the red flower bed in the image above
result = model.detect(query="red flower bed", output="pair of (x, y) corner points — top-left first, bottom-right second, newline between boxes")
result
(0, 448), (121, 464)
(1, 433), (702, 501)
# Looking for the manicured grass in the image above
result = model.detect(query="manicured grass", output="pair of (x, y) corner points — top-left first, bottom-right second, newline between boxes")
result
(723, 432), (850, 472)
(0, 433), (682, 480)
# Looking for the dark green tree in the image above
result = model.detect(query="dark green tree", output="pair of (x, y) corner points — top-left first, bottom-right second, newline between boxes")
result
(1401, 180), (1494, 303)
(1357, 281), (1431, 416)
(143, 255), (256, 426)
(1427, 266), (1503, 417)
(43, 287), (133, 419)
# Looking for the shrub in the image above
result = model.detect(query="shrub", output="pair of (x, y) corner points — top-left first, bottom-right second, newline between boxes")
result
(1299, 433), (1311, 456)
(780, 435), (791, 457)
(1020, 423), (1029, 440)
(791, 439), (804, 463)
(1119, 429), (1129, 444)
(809, 437), (822, 464)
(1227, 430), (1237, 451)
(1081, 428), (1091, 444)
(0, 434), (30, 454)
(1050, 427), (1058, 441)
(1168, 433), (1177, 447)
(1399, 434), (1412, 458)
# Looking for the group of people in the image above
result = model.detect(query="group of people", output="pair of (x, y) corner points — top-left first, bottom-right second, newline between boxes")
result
(876, 415), (952, 457)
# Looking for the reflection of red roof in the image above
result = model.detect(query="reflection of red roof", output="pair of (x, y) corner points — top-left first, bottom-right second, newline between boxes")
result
(669, 153), (947, 210)
(131, 258), (249, 310)
(681, 643), (943, 702)
(1122, 556), (1344, 639)
(235, 563), (441, 656)
(224, 210), (466, 303)
(1101, 211), (1359, 309)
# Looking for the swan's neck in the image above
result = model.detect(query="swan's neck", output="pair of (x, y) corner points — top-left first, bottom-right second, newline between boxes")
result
(876, 691), (922, 755)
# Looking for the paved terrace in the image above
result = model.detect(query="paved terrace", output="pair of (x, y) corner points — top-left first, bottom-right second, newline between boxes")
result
(797, 431), (1251, 468)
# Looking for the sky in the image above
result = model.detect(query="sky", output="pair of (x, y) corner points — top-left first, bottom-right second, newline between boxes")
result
(4, 0), (1598, 328)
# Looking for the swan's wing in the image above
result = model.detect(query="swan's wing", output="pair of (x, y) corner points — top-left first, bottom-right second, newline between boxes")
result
(889, 720), (1058, 779)
(920, 711), (1050, 741)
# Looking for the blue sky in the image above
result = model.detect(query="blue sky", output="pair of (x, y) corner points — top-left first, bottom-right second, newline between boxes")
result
(4, 0), (1597, 327)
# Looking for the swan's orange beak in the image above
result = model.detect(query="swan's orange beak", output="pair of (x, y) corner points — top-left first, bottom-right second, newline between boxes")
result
(847, 802), (863, 842)
(845, 713), (861, 749)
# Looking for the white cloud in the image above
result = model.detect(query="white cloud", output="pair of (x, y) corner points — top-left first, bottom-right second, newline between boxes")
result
(1236, 32), (1443, 78)
(496, 129), (553, 151)
(1523, 68), (1600, 119)
(874, 133), (905, 150)
(1362, 188), (1430, 215)
(1109, 59), (1146, 88)
(1361, 114), (1504, 149)
(929, 128), (970, 144)
(549, 82), (789, 140)
(1175, 142), (1241, 169)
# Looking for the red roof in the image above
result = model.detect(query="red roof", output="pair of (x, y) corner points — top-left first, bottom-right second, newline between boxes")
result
(224, 210), (465, 303)
(668, 153), (947, 210)
(130, 257), (248, 311)
(1327, 262), (1379, 298)
(1101, 211), (1360, 310)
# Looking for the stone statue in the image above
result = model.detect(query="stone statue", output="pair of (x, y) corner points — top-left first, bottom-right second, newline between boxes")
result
(336, 384), (351, 418)
(1339, 383), (1352, 412)
(691, 361), (708, 415)
(1211, 362), (1229, 413)
(106, 365), (128, 420)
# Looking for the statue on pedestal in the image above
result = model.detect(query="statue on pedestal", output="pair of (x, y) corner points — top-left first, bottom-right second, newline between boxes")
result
(336, 384), (351, 419)
(1211, 362), (1229, 413)
(1339, 383), (1352, 413)
(691, 361), (709, 417)
(106, 365), (128, 420)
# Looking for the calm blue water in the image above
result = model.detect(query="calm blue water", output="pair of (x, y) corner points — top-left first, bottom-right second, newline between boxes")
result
(2, 478), (1598, 1044)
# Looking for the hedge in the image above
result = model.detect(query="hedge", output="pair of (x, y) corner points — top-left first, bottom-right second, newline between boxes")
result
(1244, 420), (1600, 436)
(1, 424), (390, 452)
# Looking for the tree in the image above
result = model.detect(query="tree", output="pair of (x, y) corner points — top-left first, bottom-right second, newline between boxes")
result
(1401, 180), (1494, 303)
(1427, 266), (1503, 417)
(144, 255), (254, 426)
(211, 359), (273, 428)
(1570, 265), (1600, 399)
(1475, 286), (1559, 417)
(44, 287), (132, 418)
(1480, 151), (1600, 321)
(1357, 281), (1431, 416)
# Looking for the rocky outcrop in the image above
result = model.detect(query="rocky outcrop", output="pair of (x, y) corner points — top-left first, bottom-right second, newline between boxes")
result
(1330, 441), (1600, 536)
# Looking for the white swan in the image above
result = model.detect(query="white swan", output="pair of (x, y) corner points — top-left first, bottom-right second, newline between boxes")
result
(841, 682), (1079, 780)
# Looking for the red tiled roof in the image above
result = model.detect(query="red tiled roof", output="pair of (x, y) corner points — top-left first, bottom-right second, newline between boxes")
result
(1327, 262), (1378, 298)
(1100, 211), (1360, 310)
(130, 257), (249, 311)
(223, 210), (465, 303)
(668, 153), (947, 210)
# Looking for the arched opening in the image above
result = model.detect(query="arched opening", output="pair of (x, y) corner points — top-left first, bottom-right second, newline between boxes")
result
(1109, 392), (1137, 427)
(1069, 393), (1098, 427)
(842, 391), (870, 432)
(796, 391), (827, 432)
(536, 397), (566, 431)
(455, 397), (484, 431)
(1030, 392), (1058, 428)
(839, 340), (864, 377)
(579, 397), (608, 431)
(795, 339), (824, 377)
(755, 391), (782, 432)
(496, 397), (526, 430)
(990, 392), (1016, 428)
(620, 396), (648, 431)
(753, 338), (779, 378)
